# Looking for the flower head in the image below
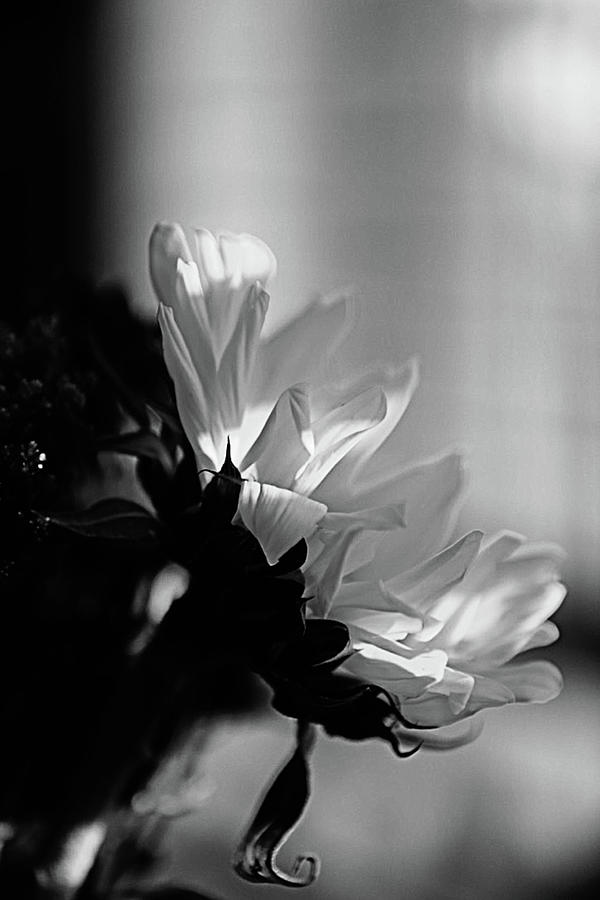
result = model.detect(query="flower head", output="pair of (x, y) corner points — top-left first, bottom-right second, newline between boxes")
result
(151, 222), (566, 736)
(333, 530), (566, 732)
(150, 220), (566, 883)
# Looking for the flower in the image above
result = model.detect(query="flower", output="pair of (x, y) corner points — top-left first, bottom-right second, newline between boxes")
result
(151, 225), (464, 565)
(150, 222), (566, 736)
(328, 529), (566, 732)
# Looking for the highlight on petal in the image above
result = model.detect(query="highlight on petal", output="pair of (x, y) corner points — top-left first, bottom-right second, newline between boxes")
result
(238, 481), (327, 565)
(384, 530), (484, 616)
(217, 284), (270, 442)
(219, 231), (277, 288)
(294, 385), (387, 497)
(195, 228), (226, 289)
(233, 721), (320, 888)
(343, 643), (447, 700)
(157, 304), (220, 469)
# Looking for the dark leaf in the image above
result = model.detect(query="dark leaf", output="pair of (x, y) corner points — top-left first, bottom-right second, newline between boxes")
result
(269, 539), (308, 576)
(270, 674), (422, 758)
(44, 498), (160, 542)
(233, 720), (319, 888)
(97, 431), (174, 474)
(197, 441), (242, 528)
(320, 684), (422, 758)
(276, 619), (353, 673)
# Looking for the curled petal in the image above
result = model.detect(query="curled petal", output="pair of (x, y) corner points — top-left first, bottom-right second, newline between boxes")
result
(193, 229), (275, 363)
(238, 481), (327, 565)
(233, 721), (320, 887)
(402, 672), (515, 726)
(395, 717), (485, 751)
(294, 386), (387, 496)
(218, 231), (277, 288)
(240, 384), (313, 487)
(314, 357), (420, 506)
(483, 660), (564, 703)
(149, 221), (194, 308)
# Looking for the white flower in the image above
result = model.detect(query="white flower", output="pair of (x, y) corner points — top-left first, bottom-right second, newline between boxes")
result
(151, 223), (357, 475)
(151, 222), (566, 735)
(151, 225), (456, 562)
(326, 528), (566, 730)
(151, 223), (376, 557)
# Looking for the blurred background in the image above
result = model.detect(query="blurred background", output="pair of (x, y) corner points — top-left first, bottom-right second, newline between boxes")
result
(4, 1), (599, 897)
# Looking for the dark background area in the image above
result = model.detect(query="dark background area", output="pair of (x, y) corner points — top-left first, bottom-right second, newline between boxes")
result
(1, 1), (98, 313)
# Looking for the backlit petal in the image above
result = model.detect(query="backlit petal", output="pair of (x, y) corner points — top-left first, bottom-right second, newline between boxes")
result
(238, 481), (327, 565)
(218, 231), (277, 288)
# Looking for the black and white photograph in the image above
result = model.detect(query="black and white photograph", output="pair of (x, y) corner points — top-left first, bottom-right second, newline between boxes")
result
(1, 2), (599, 898)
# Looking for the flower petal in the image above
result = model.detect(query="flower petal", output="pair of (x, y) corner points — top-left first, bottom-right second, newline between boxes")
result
(384, 530), (484, 615)
(240, 384), (313, 487)
(250, 291), (358, 410)
(294, 386), (387, 496)
(304, 528), (366, 617)
(218, 231), (277, 288)
(238, 481), (327, 565)
(353, 452), (466, 580)
(149, 221), (194, 308)
(217, 284), (270, 456)
(482, 660), (564, 703)
(403, 671), (515, 726)
(343, 644), (447, 699)
(157, 304), (220, 468)
(195, 228), (226, 288)
(313, 357), (420, 506)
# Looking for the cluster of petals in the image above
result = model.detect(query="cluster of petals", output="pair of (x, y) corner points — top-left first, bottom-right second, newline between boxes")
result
(150, 223), (565, 737)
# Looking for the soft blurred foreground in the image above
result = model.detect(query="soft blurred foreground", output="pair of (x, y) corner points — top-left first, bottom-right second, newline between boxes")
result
(161, 647), (600, 900)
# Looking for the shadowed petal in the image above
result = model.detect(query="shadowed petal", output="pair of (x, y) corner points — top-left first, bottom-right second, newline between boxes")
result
(483, 660), (564, 703)
(250, 291), (358, 409)
(354, 452), (467, 580)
